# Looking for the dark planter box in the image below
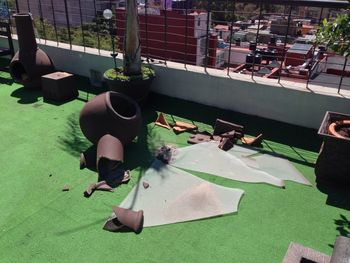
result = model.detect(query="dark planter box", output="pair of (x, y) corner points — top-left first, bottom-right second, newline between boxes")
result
(315, 111), (350, 185)
(104, 74), (154, 105)
(42, 72), (78, 102)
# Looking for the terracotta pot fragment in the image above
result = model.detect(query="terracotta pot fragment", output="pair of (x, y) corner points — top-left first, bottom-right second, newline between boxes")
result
(104, 207), (144, 234)
(96, 134), (124, 173)
(113, 207), (144, 233)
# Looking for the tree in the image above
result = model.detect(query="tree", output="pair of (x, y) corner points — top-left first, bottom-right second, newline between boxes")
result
(316, 13), (350, 56)
(124, 0), (141, 76)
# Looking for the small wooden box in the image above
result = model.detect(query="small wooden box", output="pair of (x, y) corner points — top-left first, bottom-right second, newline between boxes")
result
(42, 72), (78, 102)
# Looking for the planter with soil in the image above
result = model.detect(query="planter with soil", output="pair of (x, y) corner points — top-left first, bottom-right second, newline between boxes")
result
(315, 111), (350, 186)
(104, 66), (155, 105)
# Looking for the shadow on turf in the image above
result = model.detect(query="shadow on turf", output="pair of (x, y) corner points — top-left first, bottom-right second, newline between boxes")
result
(0, 75), (14, 85)
(11, 87), (42, 104)
(328, 214), (350, 248)
(317, 180), (350, 211)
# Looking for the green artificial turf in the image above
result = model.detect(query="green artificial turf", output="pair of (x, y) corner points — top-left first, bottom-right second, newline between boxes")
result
(0, 70), (349, 263)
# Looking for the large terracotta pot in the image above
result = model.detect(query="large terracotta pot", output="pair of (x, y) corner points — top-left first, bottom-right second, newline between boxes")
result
(79, 91), (142, 145)
(9, 14), (54, 89)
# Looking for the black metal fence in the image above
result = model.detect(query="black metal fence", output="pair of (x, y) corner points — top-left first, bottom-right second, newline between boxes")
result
(4, 0), (350, 92)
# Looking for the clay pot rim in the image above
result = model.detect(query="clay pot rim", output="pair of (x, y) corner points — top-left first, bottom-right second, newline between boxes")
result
(105, 91), (140, 121)
(328, 120), (350, 139)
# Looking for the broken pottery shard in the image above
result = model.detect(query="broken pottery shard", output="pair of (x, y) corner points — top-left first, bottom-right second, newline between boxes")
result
(119, 160), (244, 227)
(80, 147), (97, 171)
(170, 142), (285, 188)
(84, 181), (113, 198)
(99, 168), (130, 188)
(112, 207), (144, 233)
(62, 184), (70, 191)
(84, 183), (96, 198)
(241, 133), (263, 147)
(103, 207), (144, 234)
(220, 130), (236, 139)
(227, 145), (311, 186)
(155, 112), (171, 129)
(213, 119), (244, 136)
(173, 126), (187, 134)
(95, 181), (113, 192)
(187, 131), (213, 144)
(173, 121), (198, 134)
(103, 217), (125, 232)
(175, 121), (198, 130)
(218, 138), (234, 151)
(143, 181), (149, 189)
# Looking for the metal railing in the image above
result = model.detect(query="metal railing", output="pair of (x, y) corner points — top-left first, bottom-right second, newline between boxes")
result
(4, 0), (350, 92)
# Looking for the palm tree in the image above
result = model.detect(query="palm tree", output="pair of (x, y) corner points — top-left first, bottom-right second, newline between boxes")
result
(123, 0), (142, 76)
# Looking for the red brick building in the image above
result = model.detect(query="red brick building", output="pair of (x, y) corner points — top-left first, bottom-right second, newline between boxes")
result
(116, 8), (218, 67)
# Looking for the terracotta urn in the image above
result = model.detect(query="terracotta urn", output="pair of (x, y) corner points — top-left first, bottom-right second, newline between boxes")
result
(79, 91), (142, 145)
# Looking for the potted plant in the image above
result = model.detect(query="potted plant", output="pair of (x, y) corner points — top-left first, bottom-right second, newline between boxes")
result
(103, 0), (155, 104)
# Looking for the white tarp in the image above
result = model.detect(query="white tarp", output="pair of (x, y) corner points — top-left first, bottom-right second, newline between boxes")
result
(169, 142), (285, 188)
(120, 160), (244, 227)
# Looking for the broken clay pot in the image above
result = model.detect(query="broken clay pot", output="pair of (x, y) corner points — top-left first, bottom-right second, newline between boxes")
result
(79, 91), (142, 145)
(218, 137), (234, 151)
(213, 119), (244, 139)
(96, 134), (124, 172)
(112, 207), (144, 233)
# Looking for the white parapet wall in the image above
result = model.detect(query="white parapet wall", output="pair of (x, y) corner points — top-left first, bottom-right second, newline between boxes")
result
(2, 36), (350, 129)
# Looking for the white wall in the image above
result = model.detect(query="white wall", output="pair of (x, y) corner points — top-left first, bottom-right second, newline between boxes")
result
(2, 37), (350, 129)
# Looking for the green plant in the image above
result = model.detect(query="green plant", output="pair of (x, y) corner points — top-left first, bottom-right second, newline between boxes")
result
(316, 12), (350, 56)
(104, 66), (155, 81)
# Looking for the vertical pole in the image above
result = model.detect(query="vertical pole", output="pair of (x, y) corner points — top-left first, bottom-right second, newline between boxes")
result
(204, 0), (212, 69)
(163, 0), (168, 64)
(26, 0), (30, 12)
(338, 56), (348, 93)
(145, 0), (150, 62)
(278, 4), (292, 84)
(50, 0), (59, 46)
(15, 0), (19, 13)
(78, 0), (86, 50)
(251, 3), (262, 79)
(63, 0), (72, 48)
(227, 1), (235, 75)
(93, 0), (101, 53)
(184, 0), (189, 65)
(38, 0), (46, 43)
(306, 7), (323, 89)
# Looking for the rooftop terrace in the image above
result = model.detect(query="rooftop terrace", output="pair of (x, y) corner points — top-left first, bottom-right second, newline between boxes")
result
(1, 0), (350, 261)
(0, 65), (349, 262)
